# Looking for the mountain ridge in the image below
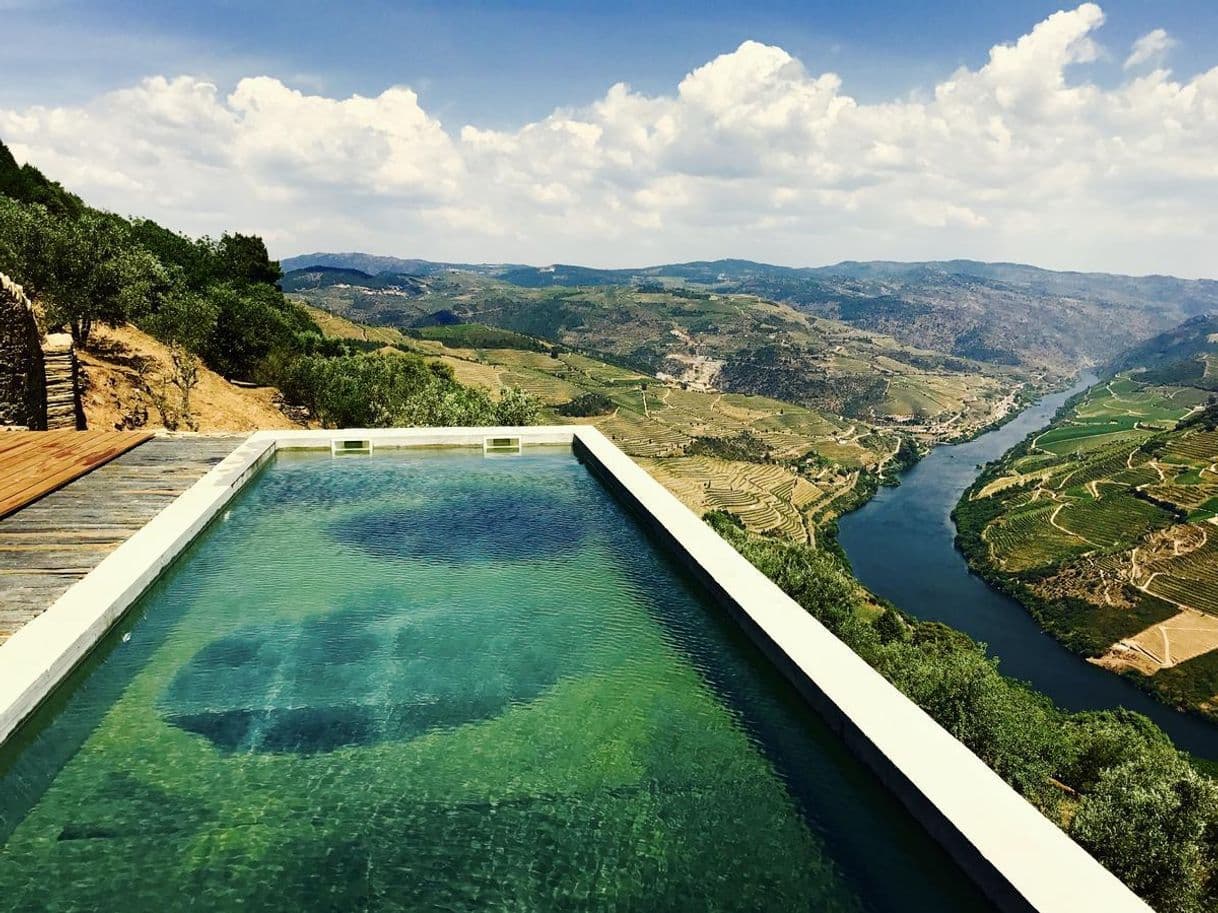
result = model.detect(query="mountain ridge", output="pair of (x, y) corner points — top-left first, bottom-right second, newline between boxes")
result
(281, 252), (1218, 377)
(281, 252), (1218, 288)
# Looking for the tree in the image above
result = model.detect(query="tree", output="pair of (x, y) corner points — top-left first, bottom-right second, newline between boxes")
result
(144, 290), (219, 431)
(200, 282), (313, 380)
(0, 201), (165, 346)
(556, 391), (614, 417)
(279, 351), (539, 430)
(493, 386), (541, 425)
(215, 233), (282, 287)
(0, 139), (83, 217)
(1070, 753), (1218, 913)
(0, 197), (53, 300)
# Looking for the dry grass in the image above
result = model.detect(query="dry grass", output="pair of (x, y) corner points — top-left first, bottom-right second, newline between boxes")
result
(78, 324), (303, 432)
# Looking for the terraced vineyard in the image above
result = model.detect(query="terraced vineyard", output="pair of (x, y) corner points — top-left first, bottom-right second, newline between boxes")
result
(287, 268), (1035, 441)
(956, 331), (1218, 719)
(304, 306), (902, 545)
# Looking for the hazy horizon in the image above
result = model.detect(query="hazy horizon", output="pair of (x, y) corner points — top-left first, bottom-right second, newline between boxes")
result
(282, 249), (1218, 283)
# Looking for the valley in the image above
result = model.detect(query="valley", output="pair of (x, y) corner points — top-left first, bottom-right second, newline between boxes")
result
(284, 253), (1218, 376)
(300, 304), (903, 544)
(285, 264), (1035, 443)
(956, 320), (1218, 721)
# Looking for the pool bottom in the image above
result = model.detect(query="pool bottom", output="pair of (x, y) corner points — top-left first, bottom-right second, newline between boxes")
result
(0, 449), (991, 912)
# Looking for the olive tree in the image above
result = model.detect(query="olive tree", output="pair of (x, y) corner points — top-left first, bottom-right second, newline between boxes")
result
(1070, 752), (1218, 913)
(144, 291), (219, 430)
(0, 200), (165, 345)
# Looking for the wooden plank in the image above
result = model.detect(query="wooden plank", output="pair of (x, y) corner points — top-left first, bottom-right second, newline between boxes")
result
(0, 435), (242, 645)
(0, 431), (153, 518)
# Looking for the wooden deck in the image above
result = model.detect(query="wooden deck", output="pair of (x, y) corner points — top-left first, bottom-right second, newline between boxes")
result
(0, 430), (154, 519)
(0, 435), (243, 644)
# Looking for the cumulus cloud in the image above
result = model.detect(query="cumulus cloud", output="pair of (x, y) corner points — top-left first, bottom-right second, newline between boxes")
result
(1124, 28), (1176, 70)
(1, 3), (1216, 277)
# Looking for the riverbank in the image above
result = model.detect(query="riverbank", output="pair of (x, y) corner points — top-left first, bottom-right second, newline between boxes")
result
(836, 374), (1218, 759)
(952, 369), (1218, 734)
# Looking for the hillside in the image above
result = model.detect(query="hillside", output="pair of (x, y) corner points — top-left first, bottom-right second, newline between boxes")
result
(955, 320), (1218, 719)
(287, 268), (1033, 441)
(78, 324), (305, 432)
(283, 253), (1218, 373)
(1106, 314), (1218, 378)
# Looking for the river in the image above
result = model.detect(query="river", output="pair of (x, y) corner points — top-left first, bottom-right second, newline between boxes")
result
(837, 374), (1218, 758)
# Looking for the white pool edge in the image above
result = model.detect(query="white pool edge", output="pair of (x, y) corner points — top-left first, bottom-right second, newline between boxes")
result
(0, 425), (1150, 913)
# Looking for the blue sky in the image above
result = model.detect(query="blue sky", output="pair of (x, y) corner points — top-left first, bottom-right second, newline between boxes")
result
(2, 2), (1217, 276)
(7, 0), (1218, 128)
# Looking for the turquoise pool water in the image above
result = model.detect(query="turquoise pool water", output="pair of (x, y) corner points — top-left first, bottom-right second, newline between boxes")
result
(0, 448), (992, 911)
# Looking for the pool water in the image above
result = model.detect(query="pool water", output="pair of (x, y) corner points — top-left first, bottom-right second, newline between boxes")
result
(0, 449), (992, 912)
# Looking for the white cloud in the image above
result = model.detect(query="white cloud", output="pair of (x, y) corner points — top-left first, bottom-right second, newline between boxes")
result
(1, 4), (1217, 277)
(1125, 28), (1177, 70)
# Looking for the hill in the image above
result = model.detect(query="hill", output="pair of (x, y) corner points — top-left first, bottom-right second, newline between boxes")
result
(283, 252), (1218, 373)
(2, 140), (543, 436)
(286, 268), (1033, 441)
(1106, 314), (1218, 379)
(955, 320), (1218, 719)
(78, 323), (305, 432)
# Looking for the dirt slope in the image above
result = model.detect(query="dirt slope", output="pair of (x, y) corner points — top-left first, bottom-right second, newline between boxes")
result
(77, 324), (305, 432)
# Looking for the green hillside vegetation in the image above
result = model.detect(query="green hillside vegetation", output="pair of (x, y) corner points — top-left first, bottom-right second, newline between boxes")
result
(957, 323), (1218, 721)
(0, 140), (538, 431)
(406, 323), (547, 351)
(285, 268), (1032, 440)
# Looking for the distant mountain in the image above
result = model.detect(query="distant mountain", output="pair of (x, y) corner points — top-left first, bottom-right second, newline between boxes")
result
(281, 252), (495, 277)
(280, 265), (429, 295)
(283, 252), (1218, 370)
(1105, 314), (1218, 385)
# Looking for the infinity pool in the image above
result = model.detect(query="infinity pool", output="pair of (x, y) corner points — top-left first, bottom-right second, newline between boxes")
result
(0, 448), (991, 911)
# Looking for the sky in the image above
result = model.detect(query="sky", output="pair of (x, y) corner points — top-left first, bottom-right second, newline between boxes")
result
(2, 1), (1217, 277)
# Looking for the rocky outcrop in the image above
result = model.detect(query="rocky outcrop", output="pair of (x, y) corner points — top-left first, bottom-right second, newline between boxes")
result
(0, 272), (46, 429)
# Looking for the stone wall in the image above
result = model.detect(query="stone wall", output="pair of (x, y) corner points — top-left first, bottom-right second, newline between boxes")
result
(0, 272), (46, 430)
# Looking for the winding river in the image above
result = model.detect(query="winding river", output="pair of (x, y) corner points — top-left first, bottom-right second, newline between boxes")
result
(838, 374), (1218, 758)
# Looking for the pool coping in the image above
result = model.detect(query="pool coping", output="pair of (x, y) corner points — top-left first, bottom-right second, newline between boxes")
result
(0, 425), (1150, 913)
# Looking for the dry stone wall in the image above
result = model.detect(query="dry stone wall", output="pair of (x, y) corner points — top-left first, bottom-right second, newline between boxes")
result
(0, 272), (46, 430)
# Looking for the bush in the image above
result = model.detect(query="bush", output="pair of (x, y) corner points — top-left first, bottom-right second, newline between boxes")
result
(556, 392), (614, 417)
(279, 351), (539, 429)
(406, 323), (545, 352)
(200, 283), (315, 381)
(687, 431), (773, 463)
(1071, 754), (1218, 913)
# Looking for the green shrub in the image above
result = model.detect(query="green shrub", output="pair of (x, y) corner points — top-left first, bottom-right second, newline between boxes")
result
(556, 392), (614, 417)
(279, 352), (539, 429)
(1071, 754), (1218, 913)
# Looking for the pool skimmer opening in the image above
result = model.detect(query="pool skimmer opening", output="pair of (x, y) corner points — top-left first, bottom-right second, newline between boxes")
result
(331, 438), (373, 456)
(483, 436), (523, 455)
